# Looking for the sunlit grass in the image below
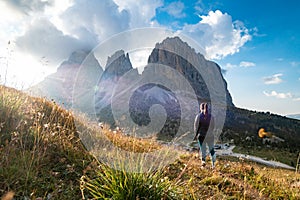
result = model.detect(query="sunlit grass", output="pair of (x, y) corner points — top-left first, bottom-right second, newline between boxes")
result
(102, 127), (161, 153)
(163, 153), (300, 199)
(0, 85), (94, 199)
(0, 85), (299, 199)
(81, 162), (183, 199)
(77, 119), (184, 199)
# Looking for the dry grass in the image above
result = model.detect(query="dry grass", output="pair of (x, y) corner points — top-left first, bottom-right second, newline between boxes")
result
(0, 85), (95, 199)
(1, 85), (299, 199)
(163, 153), (300, 199)
(101, 126), (161, 153)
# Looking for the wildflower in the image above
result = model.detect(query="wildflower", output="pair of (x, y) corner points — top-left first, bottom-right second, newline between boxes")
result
(56, 124), (61, 129)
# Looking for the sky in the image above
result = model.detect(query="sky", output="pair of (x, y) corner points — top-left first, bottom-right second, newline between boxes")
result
(0, 0), (299, 116)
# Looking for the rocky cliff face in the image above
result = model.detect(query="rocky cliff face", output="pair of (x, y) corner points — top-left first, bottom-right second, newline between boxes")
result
(102, 50), (133, 80)
(92, 37), (234, 139)
(148, 37), (234, 107)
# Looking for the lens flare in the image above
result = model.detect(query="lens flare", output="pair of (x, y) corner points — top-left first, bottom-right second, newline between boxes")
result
(258, 128), (273, 138)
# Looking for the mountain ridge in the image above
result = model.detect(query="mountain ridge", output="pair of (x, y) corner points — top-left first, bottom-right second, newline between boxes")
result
(286, 114), (300, 120)
(29, 50), (103, 108)
(29, 36), (300, 155)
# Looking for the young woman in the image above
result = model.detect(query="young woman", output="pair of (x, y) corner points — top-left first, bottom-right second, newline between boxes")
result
(194, 102), (216, 168)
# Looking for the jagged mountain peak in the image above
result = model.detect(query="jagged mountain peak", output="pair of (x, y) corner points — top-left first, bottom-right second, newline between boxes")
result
(30, 49), (103, 108)
(58, 49), (102, 74)
(69, 50), (90, 64)
(103, 49), (132, 78)
(151, 36), (205, 62)
(155, 36), (192, 51)
(105, 50), (130, 68)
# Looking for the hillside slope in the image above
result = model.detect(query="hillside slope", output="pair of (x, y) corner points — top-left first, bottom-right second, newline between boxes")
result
(0, 85), (95, 199)
(1, 85), (299, 199)
(223, 107), (300, 166)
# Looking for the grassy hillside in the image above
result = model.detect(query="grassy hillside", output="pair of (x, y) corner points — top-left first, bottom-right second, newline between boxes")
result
(1, 85), (299, 199)
(0, 85), (95, 199)
(223, 106), (300, 167)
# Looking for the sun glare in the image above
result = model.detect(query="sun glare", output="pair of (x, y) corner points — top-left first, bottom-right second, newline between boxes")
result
(1, 52), (55, 89)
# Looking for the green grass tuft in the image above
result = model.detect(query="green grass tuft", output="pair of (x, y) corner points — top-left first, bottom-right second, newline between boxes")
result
(82, 163), (182, 200)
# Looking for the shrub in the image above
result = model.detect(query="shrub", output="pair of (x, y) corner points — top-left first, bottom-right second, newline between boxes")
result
(82, 163), (182, 200)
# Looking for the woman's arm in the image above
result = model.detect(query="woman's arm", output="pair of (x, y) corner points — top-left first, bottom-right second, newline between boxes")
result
(193, 114), (200, 140)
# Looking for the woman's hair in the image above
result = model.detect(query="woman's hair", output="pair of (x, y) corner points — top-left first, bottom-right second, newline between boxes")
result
(200, 102), (208, 113)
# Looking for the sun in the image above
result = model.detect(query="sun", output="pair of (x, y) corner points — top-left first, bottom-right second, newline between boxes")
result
(1, 52), (56, 90)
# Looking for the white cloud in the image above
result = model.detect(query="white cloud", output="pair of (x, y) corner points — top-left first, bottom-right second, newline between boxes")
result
(194, 0), (205, 13)
(293, 97), (300, 101)
(1, 0), (254, 88)
(0, 2), (29, 50)
(60, 0), (130, 40)
(222, 61), (255, 70)
(276, 58), (284, 61)
(3, 2), (252, 67)
(113, 0), (162, 27)
(290, 61), (300, 67)
(224, 63), (237, 69)
(13, 0), (133, 66)
(239, 61), (255, 67)
(13, 0), (165, 66)
(181, 10), (251, 60)
(263, 73), (283, 85)
(159, 1), (186, 18)
(263, 91), (292, 99)
(3, 0), (52, 15)
(16, 18), (95, 66)
(129, 49), (153, 73)
(0, 0), (165, 88)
